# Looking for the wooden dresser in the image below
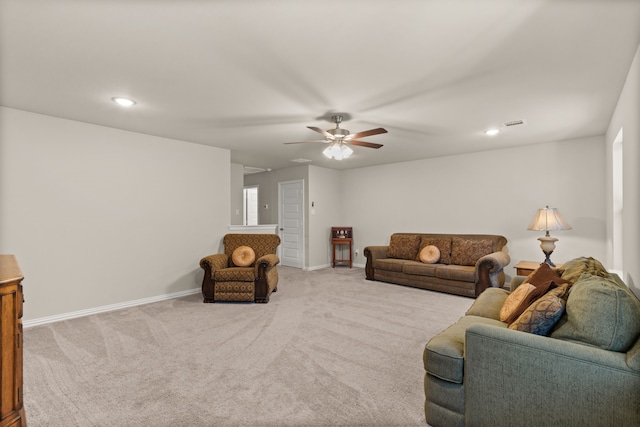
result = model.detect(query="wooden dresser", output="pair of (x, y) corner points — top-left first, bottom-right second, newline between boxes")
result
(0, 255), (26, 427)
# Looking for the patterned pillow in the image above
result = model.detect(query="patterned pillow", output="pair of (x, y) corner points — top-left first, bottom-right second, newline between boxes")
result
(500, 283), (536, 322)
(419, 245), (440, 264)
(416, 237), (452, 264)
(232, 246), (256, 267)
(505, 263), (571, 325)
(450, 238), (493, 266)
(387, 234), (421, 260)
(508, 293), (566, 335)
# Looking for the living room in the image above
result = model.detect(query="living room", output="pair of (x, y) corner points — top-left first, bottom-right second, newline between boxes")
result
(1, 1), (639, 426)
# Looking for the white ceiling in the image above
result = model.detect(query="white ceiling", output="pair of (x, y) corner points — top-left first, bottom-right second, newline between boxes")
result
(2, 0), (639, 172)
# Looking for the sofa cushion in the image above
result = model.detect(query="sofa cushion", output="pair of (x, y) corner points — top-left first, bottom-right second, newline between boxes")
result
(373, 258), (406, 272)
(508, 293), (566, 335)
(434, 265), (475, 282)
(559, 256), (609, 283)
(450, 237), (493, 266)
(387, 234), (421, 260)
(551, 273), (640, 352)
(417, 237), (452, 265)
(424, 315), (507, 384)
(403, 261), (437, 277)
(499, 283), (535, 322)
(466, 288), (510, 321)
(419, 245), (440, 264)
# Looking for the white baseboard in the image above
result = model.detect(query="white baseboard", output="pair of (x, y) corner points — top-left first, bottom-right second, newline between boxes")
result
(23, 288), (201, 328)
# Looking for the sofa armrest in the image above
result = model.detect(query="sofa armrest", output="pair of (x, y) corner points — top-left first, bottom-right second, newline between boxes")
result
(364, 246), (389, 280)
(465, 324), (640, 426)
(474, 251), (510, 295)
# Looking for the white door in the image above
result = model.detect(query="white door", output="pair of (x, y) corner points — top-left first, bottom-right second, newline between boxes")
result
(278, 180), (304, 268)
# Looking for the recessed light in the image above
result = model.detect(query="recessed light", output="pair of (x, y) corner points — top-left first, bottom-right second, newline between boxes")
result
(112, 97), (136, 107)
(484, 128), (500, 136)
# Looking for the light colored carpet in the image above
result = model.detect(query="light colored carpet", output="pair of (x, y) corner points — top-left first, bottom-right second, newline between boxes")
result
(23, 266), (473, 426)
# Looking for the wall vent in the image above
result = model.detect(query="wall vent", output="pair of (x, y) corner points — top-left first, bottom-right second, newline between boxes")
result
(503, 119), (527, 127)
(290, 158), (312, 163)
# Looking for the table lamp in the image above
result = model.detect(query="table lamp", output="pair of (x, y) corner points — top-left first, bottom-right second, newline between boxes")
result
(527, 205), (572, 267)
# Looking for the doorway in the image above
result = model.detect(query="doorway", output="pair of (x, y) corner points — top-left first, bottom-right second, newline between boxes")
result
(243, 186), (258, 226)
(278, 180), (304, 268)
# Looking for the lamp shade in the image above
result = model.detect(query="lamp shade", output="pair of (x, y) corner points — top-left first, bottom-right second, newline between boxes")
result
(323, 142), (353, 160)
(527, 206), (572, 234)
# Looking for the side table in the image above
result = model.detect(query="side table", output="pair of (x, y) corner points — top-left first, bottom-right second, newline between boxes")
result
(514, 260), (563, 276)
(331, 227), (353, 268)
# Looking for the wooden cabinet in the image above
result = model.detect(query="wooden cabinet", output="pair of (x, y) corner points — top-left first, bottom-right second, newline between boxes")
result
(331, 227), (353, 268)
(0, 255), (26, 427)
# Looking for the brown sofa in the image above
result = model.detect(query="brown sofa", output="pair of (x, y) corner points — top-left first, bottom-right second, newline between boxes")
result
(364, 233), (510, 298)
(200, 233), (280, 303)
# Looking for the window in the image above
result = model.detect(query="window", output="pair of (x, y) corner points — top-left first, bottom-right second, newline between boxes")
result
(243, 186), (258, 226)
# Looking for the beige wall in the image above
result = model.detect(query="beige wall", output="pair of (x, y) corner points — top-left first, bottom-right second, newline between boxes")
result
(308, 165), (342, 268)
(341, 135), (607, 281)
(0, 107), (230, 321)
(606, 42), (640, 296)
(230, 163), (244, 225)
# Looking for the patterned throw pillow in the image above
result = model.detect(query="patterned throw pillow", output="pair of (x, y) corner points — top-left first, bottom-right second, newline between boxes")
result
(505, 263), (571, 325)
(231, 246), (256, 267)
(419, 245), (440, 264)
(508, 293), (566, 335)
(500, 283), (536, 322)
(387, 234), (421, 260)
(450, 238), (493, 266)
(416, 237), (452, 264)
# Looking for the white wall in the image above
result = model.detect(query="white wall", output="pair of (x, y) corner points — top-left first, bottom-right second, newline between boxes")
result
(0, 107), (230, 321)
(230, 162), (244, 225)
(606, 43), (640, 296)
(308, 165), (342, 268)
(341, 136), (607, 282)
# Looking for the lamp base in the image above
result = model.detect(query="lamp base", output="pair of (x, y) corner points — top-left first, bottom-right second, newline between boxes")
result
(538, 235), (558, 268)
(542, 251), (556, 267)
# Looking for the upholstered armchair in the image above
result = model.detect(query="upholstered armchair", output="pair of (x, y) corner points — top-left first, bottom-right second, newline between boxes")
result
(200, 233), (281, 303)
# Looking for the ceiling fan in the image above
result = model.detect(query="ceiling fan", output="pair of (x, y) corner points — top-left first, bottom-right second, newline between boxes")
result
(285, 115), (387, 160)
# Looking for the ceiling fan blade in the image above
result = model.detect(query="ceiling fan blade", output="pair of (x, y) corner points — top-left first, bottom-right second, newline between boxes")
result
(347, 140), (383, 149)
(284, 140), (327, 145)
(346, 128), (387, 140)
(307, 126), (335, 140)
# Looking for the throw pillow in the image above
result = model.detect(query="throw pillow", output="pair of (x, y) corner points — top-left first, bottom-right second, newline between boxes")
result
(505, 263), (571, 325)
(559, 257), (608, 283)
(450, 238), (494, 266)
(232, 246), (256, 267)
(550, 273), (640, 352)
(416, 237), (452, 264)
(387, 234), (421, 260)
(508, 293), (566, 335)
(499, 283), (536, 322)
(419, 245), (440, 264)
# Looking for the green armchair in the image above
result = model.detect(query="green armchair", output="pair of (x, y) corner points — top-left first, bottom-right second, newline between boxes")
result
(200, 233), (281, 303)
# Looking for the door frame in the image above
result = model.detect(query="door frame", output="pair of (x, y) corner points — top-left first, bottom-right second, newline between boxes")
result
(277, 179), (305, 269)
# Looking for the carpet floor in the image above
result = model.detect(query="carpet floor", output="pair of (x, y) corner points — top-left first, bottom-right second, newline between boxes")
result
(23, 266), (473, 426)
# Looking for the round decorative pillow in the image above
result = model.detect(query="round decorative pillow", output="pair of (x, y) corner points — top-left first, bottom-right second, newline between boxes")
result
(419, 245), (440, 264)
(232, 246), (256, 267)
